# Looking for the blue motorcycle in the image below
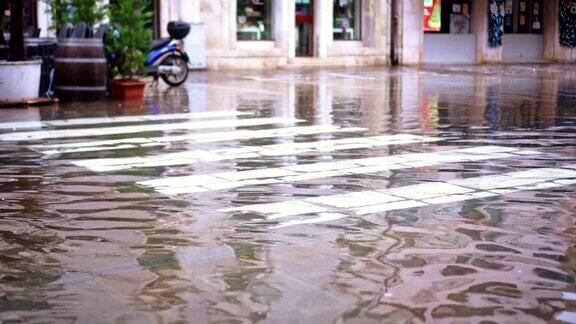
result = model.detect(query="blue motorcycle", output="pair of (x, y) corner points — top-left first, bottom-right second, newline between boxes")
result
(146, 21), (190, 87)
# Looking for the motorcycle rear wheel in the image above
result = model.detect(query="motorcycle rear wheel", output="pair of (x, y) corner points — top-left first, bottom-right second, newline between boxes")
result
(160, 54), (189, 87)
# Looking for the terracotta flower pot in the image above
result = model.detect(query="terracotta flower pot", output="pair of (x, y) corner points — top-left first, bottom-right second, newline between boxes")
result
(109, 79), (146, 100)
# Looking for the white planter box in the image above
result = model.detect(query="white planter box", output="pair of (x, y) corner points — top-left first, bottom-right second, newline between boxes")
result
(0, 60), (42, 102)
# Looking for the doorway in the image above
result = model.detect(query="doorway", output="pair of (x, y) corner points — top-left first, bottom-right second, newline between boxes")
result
(502, 0), (544, 62)
(295, 0), (314, 57)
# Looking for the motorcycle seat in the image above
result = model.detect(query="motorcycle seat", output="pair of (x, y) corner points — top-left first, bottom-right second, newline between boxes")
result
(152, 38), (172, 51)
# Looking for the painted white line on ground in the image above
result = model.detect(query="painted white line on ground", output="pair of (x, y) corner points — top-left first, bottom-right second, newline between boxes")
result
(81, 134), (443, 172)
(0, 117), (302, 141)
(0, 111), (253, 131)
(222, 164), (576, 228)
(270, 213), (348, 229)
(563, 292), (576, 301)
(34, 125), (368, 155)
(555, 311), (576, 323)
(140, 146), (541, 195)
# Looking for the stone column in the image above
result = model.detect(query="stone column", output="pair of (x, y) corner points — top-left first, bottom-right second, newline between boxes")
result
(274, 0), (292, 56)
(314, 0), (331, 58)
(287, 0), (296, 59)
(472, 0), (502, 63)
(159, 1), (171, 37)
(36, 0), (52, 37)
(180, 0), (201, 23)
(373, 0), (391, 53)
(398, 0), (423, 65)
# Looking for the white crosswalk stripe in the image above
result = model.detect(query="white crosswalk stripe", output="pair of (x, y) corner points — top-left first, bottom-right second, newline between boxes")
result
(223, 164), (576, 227)
(2, 111), (575, 230)
(0, 117), (302, 141)
(0, 111), (253, 131)
(73, 134), (443, 172)
(0, 111), (256, 132)
(138, 146), (542, 195)
(33, 125), (368, 155)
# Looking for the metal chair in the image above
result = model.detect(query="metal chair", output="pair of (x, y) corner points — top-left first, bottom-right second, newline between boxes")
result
(93, 24), (108, 39)
(71, 23), (88, 39)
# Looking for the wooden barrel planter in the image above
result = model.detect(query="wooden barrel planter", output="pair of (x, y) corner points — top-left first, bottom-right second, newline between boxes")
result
(54, 38), (107, 102)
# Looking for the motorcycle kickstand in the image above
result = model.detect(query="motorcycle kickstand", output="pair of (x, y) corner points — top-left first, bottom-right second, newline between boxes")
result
(151, 75), (160, 87)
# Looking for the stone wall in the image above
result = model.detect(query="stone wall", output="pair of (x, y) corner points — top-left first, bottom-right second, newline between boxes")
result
(194, 0), (391, 70)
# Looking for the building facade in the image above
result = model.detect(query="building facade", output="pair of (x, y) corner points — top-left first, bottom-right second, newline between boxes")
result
(195, 0), (391, 70)
(12, 0), (576, 69)
(395, 0), (576, 65)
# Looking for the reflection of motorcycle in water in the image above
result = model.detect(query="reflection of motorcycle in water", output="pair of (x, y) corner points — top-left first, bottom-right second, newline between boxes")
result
(146, 21), (191, 87)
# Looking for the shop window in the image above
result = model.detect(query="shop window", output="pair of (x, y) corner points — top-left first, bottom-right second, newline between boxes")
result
(236, 0), (274, 41)
(504, 0), (543, 34)
(333, 0), (361, 40)
(424, 0), (471, 34)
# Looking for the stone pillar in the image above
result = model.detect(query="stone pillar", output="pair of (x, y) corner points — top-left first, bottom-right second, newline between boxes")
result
(159, 1), (171, 37)
(36, 1), (52, 37)
(274, 0), (292, 56)
(472, 0), (502, 63)
(398, 0), (423, 65)
(286, 0), (296, 59)
(314, 0), (331, 58)
(373, 0), (391, 52)
(180, 0), (201, 23)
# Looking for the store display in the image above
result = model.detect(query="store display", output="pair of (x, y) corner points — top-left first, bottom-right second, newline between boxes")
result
(236, 0), (273, 40)
(333, 0), (362, 40)
(424, 0), (442, 32)
(450, 14), (470, 34)
(424, 0), (471, 34)
(560, 0), (576, 47)
(488, 0), (505, 47)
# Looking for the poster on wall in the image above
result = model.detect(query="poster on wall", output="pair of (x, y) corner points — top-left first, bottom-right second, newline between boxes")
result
(424, 0), (442, 32)
(504, 0), (513, 32)
(450, 14), (470, 33)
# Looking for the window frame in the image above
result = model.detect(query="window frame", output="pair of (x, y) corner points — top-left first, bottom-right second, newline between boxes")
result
(236, 0), (275, 41)
(332, 0), (363, 41)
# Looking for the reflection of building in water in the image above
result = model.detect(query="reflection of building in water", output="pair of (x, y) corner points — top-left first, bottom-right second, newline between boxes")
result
(498, 99), (540, 129)
(494, 75), (556, 129)
(557, 81), (576, 117)
(379, 198), (575, 322)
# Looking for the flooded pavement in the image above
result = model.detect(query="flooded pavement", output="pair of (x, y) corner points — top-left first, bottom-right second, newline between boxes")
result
(0, 64), (575, 323)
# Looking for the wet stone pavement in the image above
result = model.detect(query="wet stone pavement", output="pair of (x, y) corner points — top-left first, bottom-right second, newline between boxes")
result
(0, 65), (576, 323)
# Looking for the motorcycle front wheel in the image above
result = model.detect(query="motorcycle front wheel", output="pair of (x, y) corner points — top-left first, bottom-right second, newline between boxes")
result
(160, 54), (189, 87)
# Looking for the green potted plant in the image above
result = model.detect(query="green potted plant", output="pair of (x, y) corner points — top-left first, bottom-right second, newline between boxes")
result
(43, 0), (70, 33)
(0, 0), (42, 103)
(69, 0), (105, 27)
(106, 0), (152, 100)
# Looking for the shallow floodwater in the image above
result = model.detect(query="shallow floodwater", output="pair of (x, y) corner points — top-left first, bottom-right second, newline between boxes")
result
(0, 65), (575, 323)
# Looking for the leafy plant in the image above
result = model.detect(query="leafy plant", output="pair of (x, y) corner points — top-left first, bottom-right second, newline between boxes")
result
(43, 0), (70, 32)
(106, 0), (152, 80)
(69, 0), (106, 27)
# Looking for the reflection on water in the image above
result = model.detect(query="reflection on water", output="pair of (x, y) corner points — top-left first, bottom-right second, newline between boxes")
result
(0, 65), (575, 322)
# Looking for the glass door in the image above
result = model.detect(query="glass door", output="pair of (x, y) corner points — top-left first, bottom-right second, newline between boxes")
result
(295, 0), (313, 56)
